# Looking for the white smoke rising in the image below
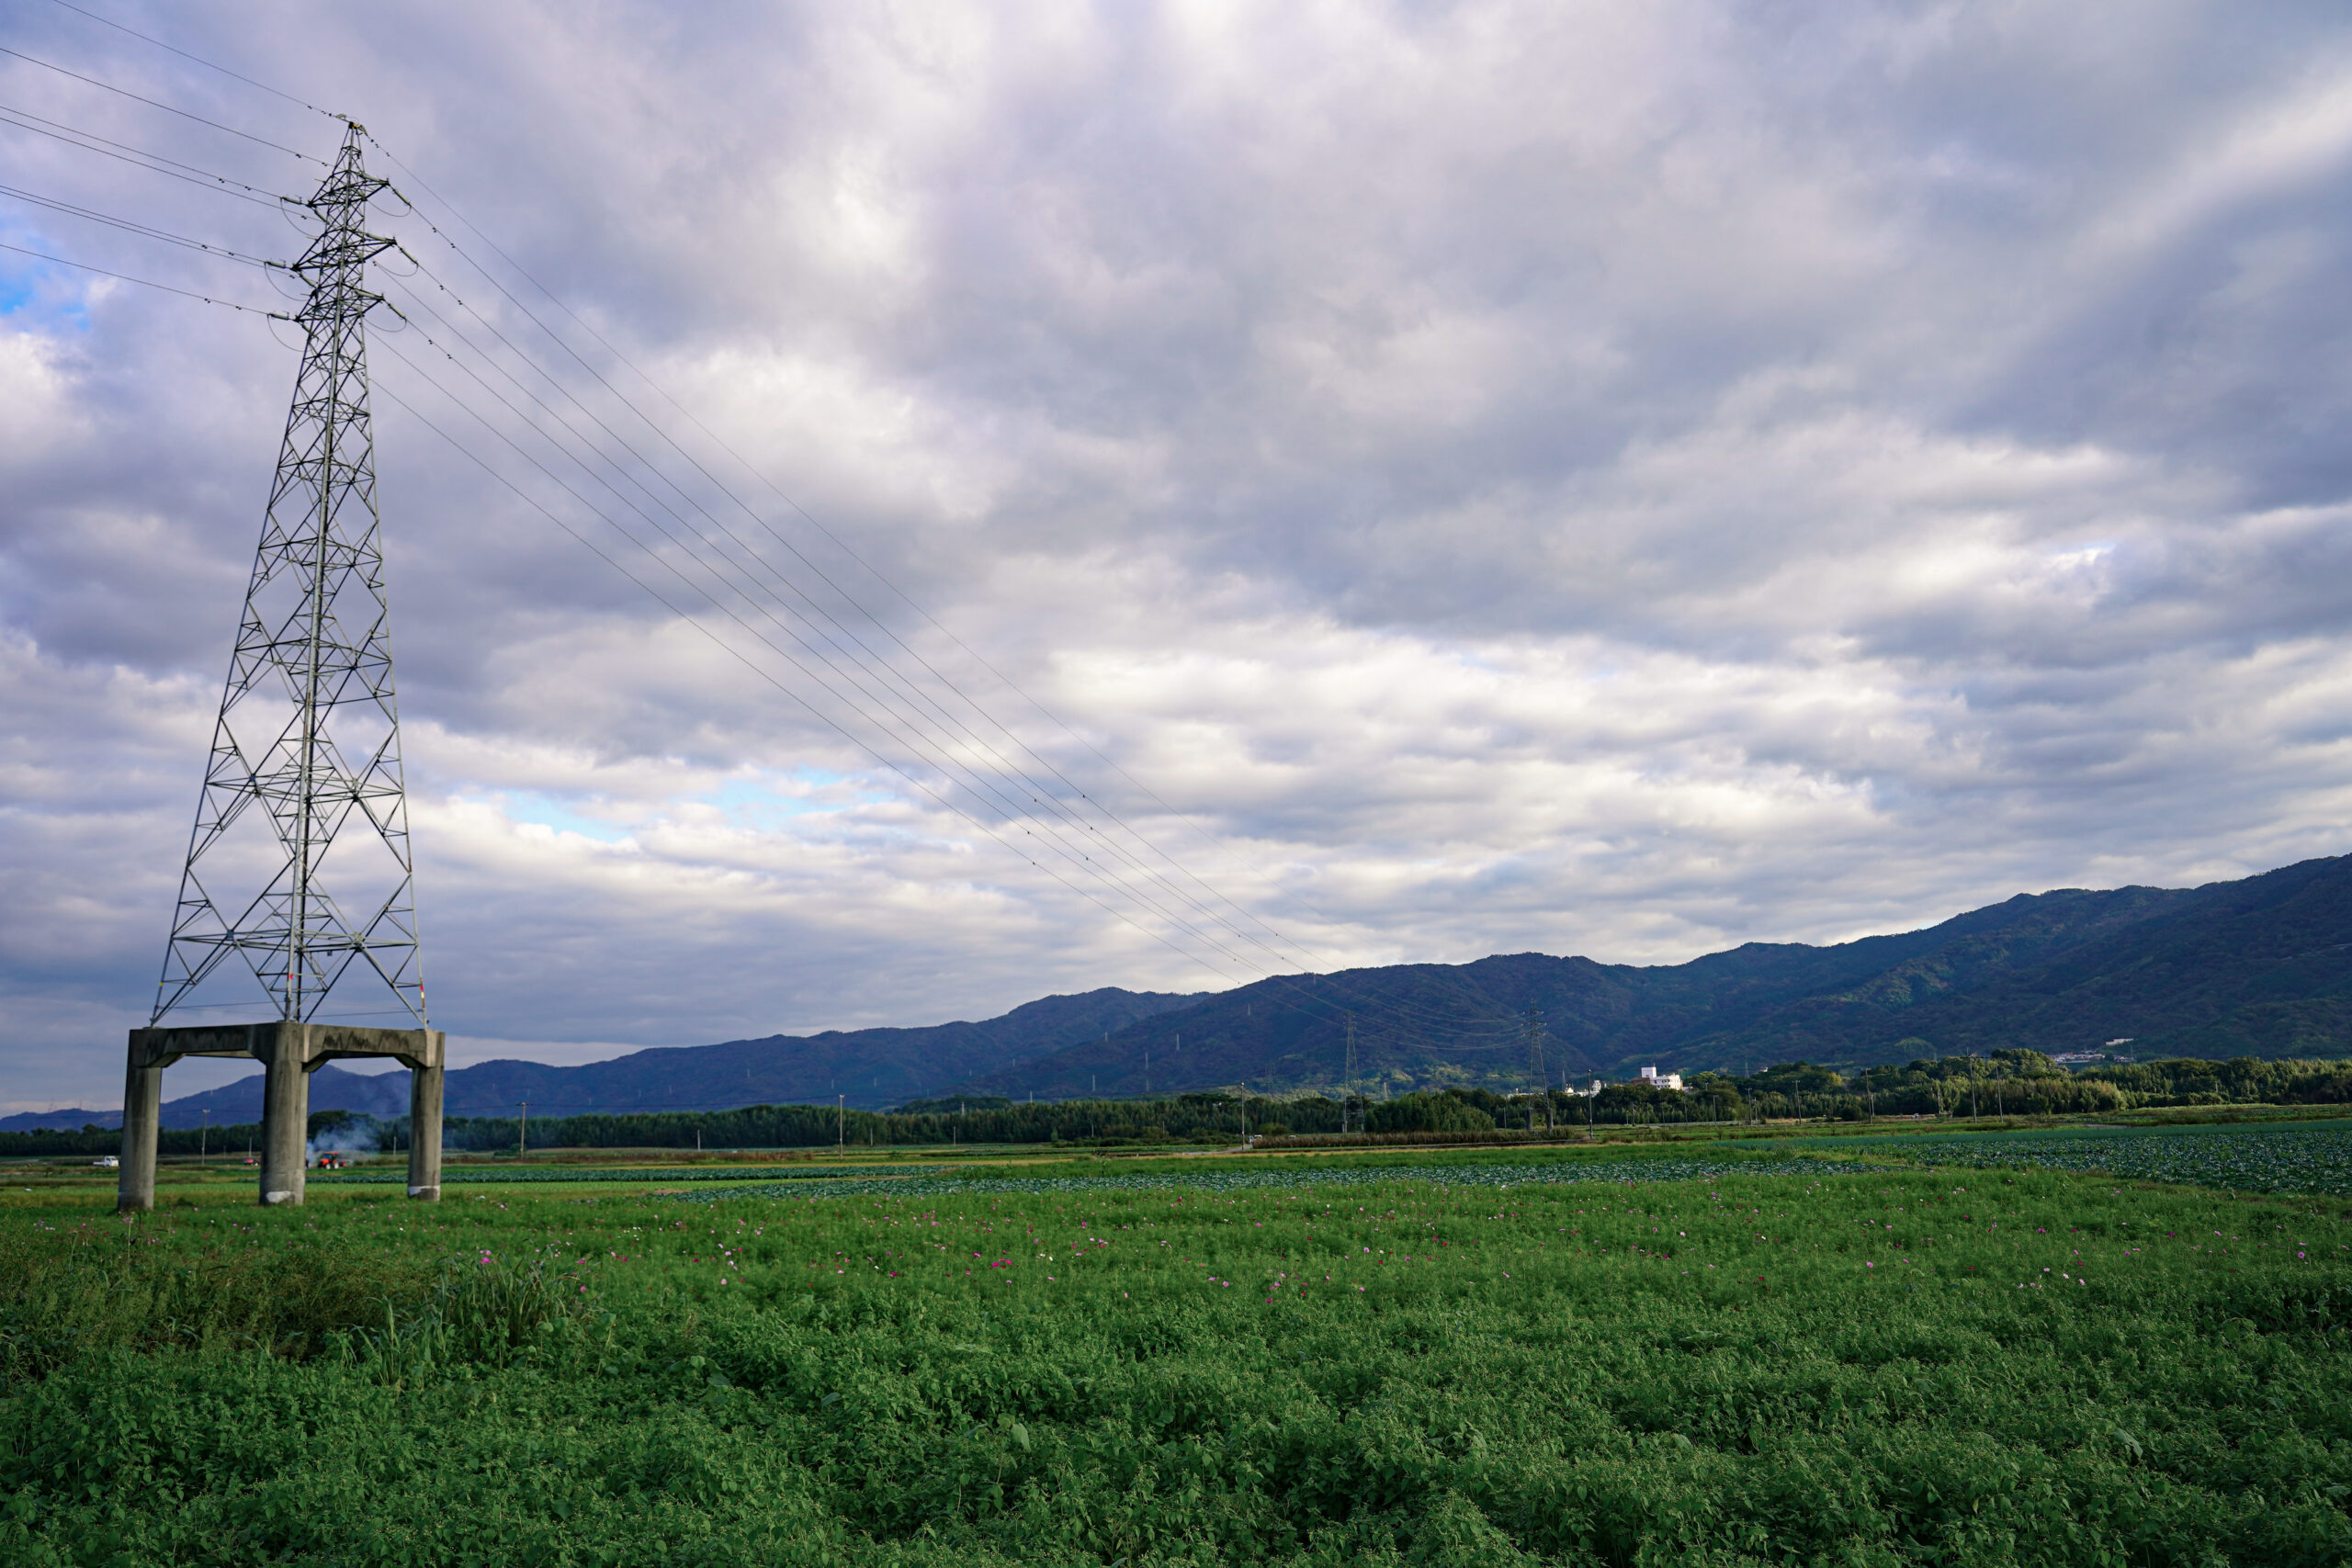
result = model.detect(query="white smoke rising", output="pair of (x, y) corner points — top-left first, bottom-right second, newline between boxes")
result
(305, 1115), (384, 1164)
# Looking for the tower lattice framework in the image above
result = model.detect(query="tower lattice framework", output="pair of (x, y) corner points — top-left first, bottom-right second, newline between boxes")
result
(120, 123), (446, 1214)
(152, 122), (424, 1030)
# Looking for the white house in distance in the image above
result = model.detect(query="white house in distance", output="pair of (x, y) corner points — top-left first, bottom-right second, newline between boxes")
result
(1567, 1066), (1689, 1095)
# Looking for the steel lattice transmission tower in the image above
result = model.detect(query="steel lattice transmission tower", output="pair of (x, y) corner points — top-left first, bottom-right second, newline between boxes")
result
(119, 123), (447, 1213)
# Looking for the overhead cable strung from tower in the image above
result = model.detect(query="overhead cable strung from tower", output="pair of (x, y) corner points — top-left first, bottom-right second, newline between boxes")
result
(0, 236), (279, 313)
(371, 190), (1521, 1041)
(372, 372), (1293, 994)
(0, 1), (1539, 1045)
(372, 329), (1291, 985)
(0, 44), (323, 161)
(368, 164), (1337, 932)
(371, 260), (1329, 980)
(367, 130), (1417, 993)
(42, 0), (341, 118)
(0, 98), (294, 203)
(0, 179), (282, 265)
(374, 306), (1524, 1038)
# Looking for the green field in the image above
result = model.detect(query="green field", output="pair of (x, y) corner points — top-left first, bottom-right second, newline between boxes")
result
(5, 1128), (2350, 1565)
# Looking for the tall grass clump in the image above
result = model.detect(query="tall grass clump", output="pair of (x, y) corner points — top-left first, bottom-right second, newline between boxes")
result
(0, 1214), (433, 1381)
(354, 1248), (596, 1384)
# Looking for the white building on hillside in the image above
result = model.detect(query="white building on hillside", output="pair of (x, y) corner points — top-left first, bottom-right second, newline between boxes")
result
(1638, 1066), (1686, 1091)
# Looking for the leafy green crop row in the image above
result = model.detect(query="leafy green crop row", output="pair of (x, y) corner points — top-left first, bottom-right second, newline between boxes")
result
(1882, 1120), (2352, 1195)
(4, 1152), (2348, 1564)
(312, 1162), (945, 1187)
(675, 1152), (1870, 1204)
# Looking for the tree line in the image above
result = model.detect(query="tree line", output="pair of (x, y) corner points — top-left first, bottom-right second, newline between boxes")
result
(5, 1052), (2350, 1158)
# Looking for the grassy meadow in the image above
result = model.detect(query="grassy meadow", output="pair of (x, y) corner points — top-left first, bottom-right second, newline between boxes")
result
(4, 1129), (2350, 1565)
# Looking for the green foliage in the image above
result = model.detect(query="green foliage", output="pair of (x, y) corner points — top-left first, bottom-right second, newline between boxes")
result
(1875, 1121), (2352, 1196)
(355, 1249), (598, 1383)
(0, 1122), (264, 1158)
(4, 1135), (2350, 1563)
(1368, 1093), (1496, 1134)
(994, 853), (2352, 1100)
(0, 1214), (433, 1380)
(676, 1150), (1869, 1203)
(440, 1090), (1329, 1153)
(316, 1162), (947, 1188)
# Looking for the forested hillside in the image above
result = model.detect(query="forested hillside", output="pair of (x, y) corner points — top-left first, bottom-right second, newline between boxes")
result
(25, 854), (2347, 1127)
(957, 854), (2352, 1099)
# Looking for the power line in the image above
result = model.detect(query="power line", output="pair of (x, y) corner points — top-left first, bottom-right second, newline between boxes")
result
(0, 44), (322, 162)
(0, 178), (281, 266)
(372, 328), (1287, 981)
(365, 141), (1430, 1012)
(43, 0), (339, 118)
(0, 97), (292, 205)
(380, 217), (1297, 936)
(372, 370), (1284, 991)
(354, 128), (1536, 1047)
(379, 185), (1378, 989)
(373, 310), (1516, 1042)
(0, 236), (279, 314)
(369, 132), (1361, 973)
(377, 255), (1293, 967)
(373, 245), (1534, 1044)
(2, 17), (1546, 1056)
(376, 273), (1514, 1038)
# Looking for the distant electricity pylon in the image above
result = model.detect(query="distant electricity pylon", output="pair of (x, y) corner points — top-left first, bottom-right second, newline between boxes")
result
(119, 124), (446, 1213)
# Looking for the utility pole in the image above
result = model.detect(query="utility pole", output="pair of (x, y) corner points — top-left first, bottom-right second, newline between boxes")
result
(838, 1094), (844, 1148)
(1344, 1012), (1357, 1134)
(1524, 1005), (1545, 1134)
(199, 1109), (209, 1166)
(516, 1102), (527, 1158)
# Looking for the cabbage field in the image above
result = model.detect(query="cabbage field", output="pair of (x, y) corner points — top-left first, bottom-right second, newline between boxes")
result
(3, 1137), (2348, 1564)
(1875, 1118), (2352, 1195)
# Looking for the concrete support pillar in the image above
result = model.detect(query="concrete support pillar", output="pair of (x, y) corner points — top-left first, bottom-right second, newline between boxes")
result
(118, 1056), (163, 1213)
(407, 1062), (443, 1201)
(259, 1025), (309, 1206)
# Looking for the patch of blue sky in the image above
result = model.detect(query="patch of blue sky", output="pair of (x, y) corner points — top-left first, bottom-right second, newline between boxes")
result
(702, 769), (895, 828)
(0, 248), (93, 331)
(708, 776), (820, 818)
(494, 791), (637, 843)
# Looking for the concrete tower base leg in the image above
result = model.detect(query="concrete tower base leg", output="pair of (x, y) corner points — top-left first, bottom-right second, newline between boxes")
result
(407, 1063), (443, 1201)
(260, 1028), (309, 1206)
(118, 1060), (163, 1213)
(121, 1021), (440, 1212)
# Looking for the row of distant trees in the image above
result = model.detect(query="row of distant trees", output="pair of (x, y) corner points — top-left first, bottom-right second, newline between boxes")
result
(6, 1052), (2350, 1157)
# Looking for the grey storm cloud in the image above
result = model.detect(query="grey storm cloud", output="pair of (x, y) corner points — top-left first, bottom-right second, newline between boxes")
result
(4, 0), (2351, 1110)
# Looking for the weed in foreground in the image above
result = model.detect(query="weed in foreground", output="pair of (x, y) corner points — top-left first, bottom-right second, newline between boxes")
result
(0, 1160), (2346, 1564)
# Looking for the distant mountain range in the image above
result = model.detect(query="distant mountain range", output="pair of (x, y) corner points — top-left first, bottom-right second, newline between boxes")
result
(2, 987), (1198, 1131)
(14, 852), (2348, 1130)
(968, 852), (2352, 1100)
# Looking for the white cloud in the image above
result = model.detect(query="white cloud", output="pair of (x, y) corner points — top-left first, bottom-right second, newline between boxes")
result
(5, 0), (2351, 1108)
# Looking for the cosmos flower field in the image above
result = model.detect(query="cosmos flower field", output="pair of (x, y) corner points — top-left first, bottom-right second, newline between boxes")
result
(4, 1131), (2349, 1564)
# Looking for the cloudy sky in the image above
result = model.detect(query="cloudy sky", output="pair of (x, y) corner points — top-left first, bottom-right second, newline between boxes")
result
(6, 0), (2350, 1111)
